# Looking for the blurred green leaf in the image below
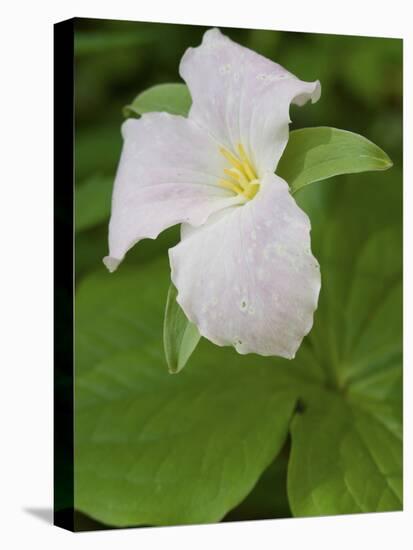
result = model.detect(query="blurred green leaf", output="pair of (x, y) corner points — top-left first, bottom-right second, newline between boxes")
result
(278, 127), (393, 194)
(123, 83), (192, 118)
(75, 31), (153, 56)
(163, 283), (201, 373)
(342, 37), (402, 107)
(75, 175), (113, 233)
(75, 125), (122, 182)
(75, 226), (107, 280)
(246, 29), (281, 59)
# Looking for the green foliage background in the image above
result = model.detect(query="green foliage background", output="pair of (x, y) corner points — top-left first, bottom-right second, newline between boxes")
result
(72, 18), (402, 529)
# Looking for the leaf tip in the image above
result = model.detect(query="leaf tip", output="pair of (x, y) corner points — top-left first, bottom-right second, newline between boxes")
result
(375, 145), (393, 170)
(122, 105), (137, 119)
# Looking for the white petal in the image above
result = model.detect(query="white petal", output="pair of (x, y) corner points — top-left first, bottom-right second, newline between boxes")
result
(104, 112), (243, 271)
(180, 28), (320, 174)
(169, 173), (321, 358)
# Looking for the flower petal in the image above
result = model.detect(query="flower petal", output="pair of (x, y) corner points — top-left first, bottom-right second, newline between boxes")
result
(169, 173), (321, 358)
(104, 112), (243, 271)
(180, 28), (320, 174)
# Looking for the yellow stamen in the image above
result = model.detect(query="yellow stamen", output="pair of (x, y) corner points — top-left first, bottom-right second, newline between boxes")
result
(237, 143), (249, 163)
(223, 168), (249, 189)
(243, 181), (260, 200)
(218, 143), (260, 201)
(223, 168), (240, 181)
(219, 179), (245, 195)
(242, 161), (256, 181)
(248, 178), (260, 187)
(219, 147), (245, 173)
(237, 143), (258, 180)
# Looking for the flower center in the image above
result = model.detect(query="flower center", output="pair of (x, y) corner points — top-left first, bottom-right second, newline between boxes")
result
(218, 143), (260, 201)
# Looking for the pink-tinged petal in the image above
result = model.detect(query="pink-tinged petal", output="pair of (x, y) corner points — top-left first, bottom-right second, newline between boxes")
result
(103, 112), (243, 271)
(169, 173), (321, 358)
(180, 28), (320, 174)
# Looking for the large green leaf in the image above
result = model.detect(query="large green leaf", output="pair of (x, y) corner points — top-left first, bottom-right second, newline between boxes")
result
(224, 449), (291, 521)
(277, 127), (393, 194)
(75, 257), (169, 374)
(288, 390), (402, 515)
(75, 254), (303, 526)
(286, 176), (402, 516)
(163, 283), (201, 373)
(123, 83), (192, 118)
(75, 343), (296, 526)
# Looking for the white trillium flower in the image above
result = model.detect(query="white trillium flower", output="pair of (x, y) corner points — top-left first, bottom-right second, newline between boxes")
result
(104, 28), (322, 359)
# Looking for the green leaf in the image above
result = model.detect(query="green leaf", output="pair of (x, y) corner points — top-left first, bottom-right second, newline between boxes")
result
(277, 127), (393, 194)
(75, 125), (122, 182)
(288, 391), (402, 515)
(75, 341), (296, 526)
(75, 256), (300, 526)
(163, 283), (201, 373)
(123, 83), (192, 118)
(75, 175), (113, 233)
(287, 177), (402, 516)
(75, 257), (169, 374)
(224, 450), (291, 521)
